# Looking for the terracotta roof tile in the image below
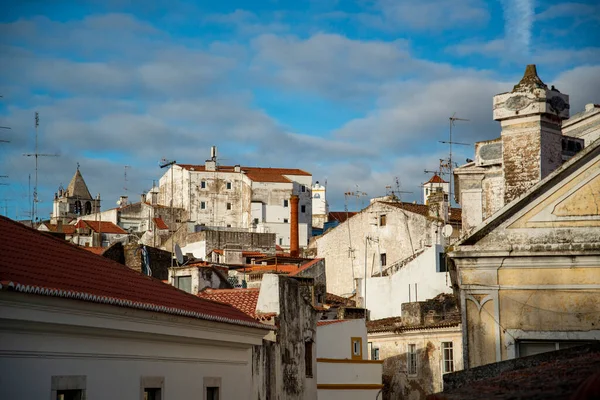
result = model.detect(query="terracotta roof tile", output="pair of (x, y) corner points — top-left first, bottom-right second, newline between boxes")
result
(41, 223), (77, 234)
(0, 216), (270, 330)
(153, 217), (168, 230)
(83, 246), (105, 255)
(426, 174), (448, 184)
(75, 220), (127, 234)
(177, 164), (310, 183)
(198, 288), (274, 321)
(317, 319), (350, 327)
(328, 211), (356, 223)
(288, 258), (321, 276)
(325, 292), (356, 307)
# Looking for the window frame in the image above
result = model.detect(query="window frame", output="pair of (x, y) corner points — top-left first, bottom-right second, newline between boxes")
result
(380, 214), (387, 226)
(52, 375), (86, 400)
(283, 199), (289, 207)
(226, 202), (232, 210)
(203, 377), (221, 400)
(175, 275), (192, 293)
(407, 344), (417, 376)
(201, 181), (206, 189)
(226, 182), (232, 190)
(140, 376), (164, 400)
(380, 253), (387, 267)
(442, 341), (454, 374)
(351, 336), (363, 360)
(200, 201), (206, 210)
(305, 341), (314, 378)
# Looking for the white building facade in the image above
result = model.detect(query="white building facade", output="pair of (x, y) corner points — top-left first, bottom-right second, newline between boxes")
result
(158, 149), (313, 249)
(311, 181), (328, 229)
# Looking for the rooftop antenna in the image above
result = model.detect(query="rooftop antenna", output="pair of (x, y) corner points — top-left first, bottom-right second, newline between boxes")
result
(389, 177), (412, 202)
(23, 112), (59, 223)
(123, 165), (131, 193)
(439, 113), (470, 204)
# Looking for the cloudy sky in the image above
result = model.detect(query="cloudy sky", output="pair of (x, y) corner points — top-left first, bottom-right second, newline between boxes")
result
(1, 0), (599, 220)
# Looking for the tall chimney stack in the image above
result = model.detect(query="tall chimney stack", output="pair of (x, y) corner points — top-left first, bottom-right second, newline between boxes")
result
(290, 195), (300, 257)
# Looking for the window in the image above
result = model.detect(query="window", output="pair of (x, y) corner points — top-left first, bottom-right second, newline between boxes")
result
(253, 218), (259, 225)
(201, 181), (206, 189)
(301, 185), (306, 192)
(380, 214), (387, 226)
(226, 202), (232, 210)
(517, 340), (592, 358)
(438, 252), (448, 273)
(226, 224), (231, 228)
(305, 342), (313, 377)
(442, 342), (454, 373)
(351, 337), (363, 360)
(200, 201), (206, 210)
(175, 275), (192, 293)
(283, 218), (289, 223)
(407, 344), (417, 375)
(313, 193), (320, 198)
(144, 388), (161, 400)
(226, 182), (232, 190)
(380, 253), (387, 267)
(279, 238), (283, 245)
(283, 199), (289, 207)
(52, 376), (86, 400)
(368, 342), (380, 360)
(301, 205), (306, 213)
(204, 377), (221, 400)
(141, 376), (164, 400)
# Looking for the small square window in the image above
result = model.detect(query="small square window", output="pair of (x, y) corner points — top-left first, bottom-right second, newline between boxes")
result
(206, 387), (219, 400)
(52, 376), (86, 400)
(380, 214), (387, 226)
(226, 182), (232, 190)
(201, 181), (206, 189)
(283, 199), (289, 207)
(144, 388), (162, 400)
(204, 377), (221, 400)
(301, 205), (306, 213)
(226, 224), (231, 228)
(284, 218), (289, 223)
(253, 218), (259, 225)
(226, 203), (232, 210)
(200, 201), (206, 210)
(301, 185), (306, 192)
(141, 376), (164, 400)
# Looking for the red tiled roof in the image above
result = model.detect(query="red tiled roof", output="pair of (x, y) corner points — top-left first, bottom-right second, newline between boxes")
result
(328, 211), (356, 224)
(83, 246), (105, 255)
(325, 292), (357, 307)
(288, 258), (321, 276)
(75, 220), (127, 234)
(0, 216), (270, 330)
(41, 223), (77, 234)
(177, 164), (310, 183)
(153, 217), (168, 230)
(198, 288), (274, 321)
(317, 319), (350, 327)
(426, 174), (448, 184)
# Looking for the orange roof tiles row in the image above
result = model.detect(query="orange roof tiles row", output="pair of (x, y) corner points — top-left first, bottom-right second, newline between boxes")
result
(198, 288), (274, 321)
(75, 219), (127, 234)
(0, 216), (270, 330)
(177, 164), (310, 183)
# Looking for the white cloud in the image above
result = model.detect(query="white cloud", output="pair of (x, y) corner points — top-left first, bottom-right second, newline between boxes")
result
(500, 0), (534, 58)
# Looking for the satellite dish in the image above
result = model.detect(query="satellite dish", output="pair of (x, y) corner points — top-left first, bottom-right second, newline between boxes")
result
(442, 224), (454, 238)
(174, 244), (184, 265)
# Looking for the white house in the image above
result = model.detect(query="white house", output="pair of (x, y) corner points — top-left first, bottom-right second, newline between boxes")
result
(158, 147), (313, 250)
(0, 215), (271, 400)
(316, 319), (383, 400)
(312, 181), (328, 229)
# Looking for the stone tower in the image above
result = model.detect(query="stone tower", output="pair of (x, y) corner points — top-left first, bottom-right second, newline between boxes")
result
(311, 181), (328, 229)
(51, 166), (101, 223)
(493, 64), (570, 203)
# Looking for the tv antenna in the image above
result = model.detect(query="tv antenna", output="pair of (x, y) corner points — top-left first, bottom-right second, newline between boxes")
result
(123, 165), (131, 193)
(386, 177), (412, 202)
(439, 113), (470, 203)
(22, 112), (59, 223)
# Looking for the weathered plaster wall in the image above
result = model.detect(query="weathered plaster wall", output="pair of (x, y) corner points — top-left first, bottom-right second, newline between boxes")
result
(252, 274), (318, 400)
(369, 327), (463, 400)
(317, 319), (368, 359)
(314, 202), (438, 297)
(124, 243), (172, 280)
(168, 265), (231, 294)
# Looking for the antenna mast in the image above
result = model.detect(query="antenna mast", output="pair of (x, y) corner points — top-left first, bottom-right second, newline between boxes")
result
(439, 113), (470, 203)
(124, 165), (131, 193)
(23, 112), (59, 223)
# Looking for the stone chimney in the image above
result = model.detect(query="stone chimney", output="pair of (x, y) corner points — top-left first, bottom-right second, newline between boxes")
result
(290, 195), (300, 257)
(493, 64), (570, 203)
(427, 187), (448, 222)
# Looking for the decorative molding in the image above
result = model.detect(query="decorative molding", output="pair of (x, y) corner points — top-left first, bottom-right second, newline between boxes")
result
(0, 350), (247, 365)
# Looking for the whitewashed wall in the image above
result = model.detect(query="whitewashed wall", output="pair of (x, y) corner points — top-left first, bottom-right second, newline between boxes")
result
(317, 319), (368, 359)
(366, 245), (453, 320)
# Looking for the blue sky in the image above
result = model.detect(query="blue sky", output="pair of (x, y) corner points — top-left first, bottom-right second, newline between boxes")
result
(1, 0), (599, 220)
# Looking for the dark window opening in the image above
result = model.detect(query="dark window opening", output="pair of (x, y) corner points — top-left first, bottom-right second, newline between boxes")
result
(57, 390), (83, 400)
(201, 201), (206, 210)
(301, 185), (306, 192)
(283, 199), (289, 207)
(226, 203), (232, 210)
(84, 201), (92, 215)
(144, 388), (161, 400)
(284, 218), (289, 223)
(301, 205), (306, 213)
(201, 181), (206, 189)
(305, 341), (313, 377)
(380, 253), (387, 266)
(226, 182), (232, 190)
(206, 387), (219, 400)
(438, 252), (448, 272)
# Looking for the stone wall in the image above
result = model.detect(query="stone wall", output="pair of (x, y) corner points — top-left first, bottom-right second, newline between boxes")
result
(124, 243), (172, 280)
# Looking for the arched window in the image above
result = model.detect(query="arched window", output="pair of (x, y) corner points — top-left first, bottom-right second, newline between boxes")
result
(313, 193), (320, 199)
(74, 200), (82, 215)
(85, 201), (92, 215)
